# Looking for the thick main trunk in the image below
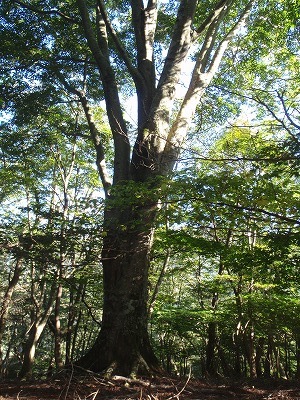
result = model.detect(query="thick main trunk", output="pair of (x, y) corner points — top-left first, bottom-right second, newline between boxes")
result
(77, 201), (160, 376)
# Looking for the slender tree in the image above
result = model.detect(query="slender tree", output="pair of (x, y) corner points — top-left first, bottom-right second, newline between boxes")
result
(0, 258), (22, 375)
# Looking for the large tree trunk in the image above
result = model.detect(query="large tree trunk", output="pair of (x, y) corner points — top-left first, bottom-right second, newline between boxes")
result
(74, 0), (254, 377)
(77, 201), (160, 376)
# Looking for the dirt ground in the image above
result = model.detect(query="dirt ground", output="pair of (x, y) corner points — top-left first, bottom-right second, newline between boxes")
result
(1, 374), (300, 399)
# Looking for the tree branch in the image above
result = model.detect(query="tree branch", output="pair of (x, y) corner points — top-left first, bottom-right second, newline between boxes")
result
(131, 0), (198, 178)
(277, 90), (300, 133)
(81, 297), (102, 326)
(196, 3), (230, 74)
(14, 0), (78, 23)
(95, 1), (109, 58)
(156, 0), (197, 94)
(212, 85), (299, 143)
(76, 0), (131, 183)
(76, 0), (109, 72)
(194, 0), (231, 37)
(162, 1), (254, 173)
(98, 0), (143, 87)
(179, 154), (299, 163)
(214, 202), (300, 225)
(51, 68), (112, 195)
(255, 93), (299, 142)
(79, 95), (113, 196)
(131, 0), (157, 127)
(140, 1), (197, 152)
(208, 1), (254, 76)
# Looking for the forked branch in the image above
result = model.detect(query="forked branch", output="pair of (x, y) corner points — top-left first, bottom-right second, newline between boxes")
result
(76, 0), (131, 183)
(97, 0), (143, 87)
(52, 68), (112, 195)
(162, 1), (255, 172)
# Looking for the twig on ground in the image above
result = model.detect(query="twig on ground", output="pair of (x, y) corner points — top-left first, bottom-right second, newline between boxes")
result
(87, 389), (99, 400)
(62, 362), (74, 400)
(166, 367), (191, 400)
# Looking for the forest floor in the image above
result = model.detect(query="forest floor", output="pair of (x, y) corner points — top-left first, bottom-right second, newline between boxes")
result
(1, 374), (300, 400)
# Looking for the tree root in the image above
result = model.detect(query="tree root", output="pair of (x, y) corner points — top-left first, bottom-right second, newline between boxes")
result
(101, 352), (160, 380)
(103, 361), (118, 379)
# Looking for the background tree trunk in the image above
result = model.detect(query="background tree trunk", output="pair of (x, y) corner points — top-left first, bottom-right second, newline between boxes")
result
(65, 282), (85, 364)
(255, 337), (264, 378)
(18, 282), (56, 380)
(295, 336), (300, 380)
(18, 321), (48, 380)
(205, 322), (217, 376)
(53, 283), (63, 370)
(0, 259), (22, 375)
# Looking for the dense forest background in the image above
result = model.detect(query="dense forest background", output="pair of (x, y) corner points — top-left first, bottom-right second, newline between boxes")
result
(0, 0), (300, 383)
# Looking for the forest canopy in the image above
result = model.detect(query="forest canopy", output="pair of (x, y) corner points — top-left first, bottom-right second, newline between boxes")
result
(0, 0), (299, 380)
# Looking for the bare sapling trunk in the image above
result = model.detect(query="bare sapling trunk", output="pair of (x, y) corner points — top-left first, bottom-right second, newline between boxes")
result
(18, 319), (50, 380)
(243, 326), (257, 378)
(255, 337), (264, 377)
(0, 258), (22, 375)
(53, 283), (63, 370)
(295, 335), (300, 379)
(65, 282), (85, 364)
(18, 282), (57, 380)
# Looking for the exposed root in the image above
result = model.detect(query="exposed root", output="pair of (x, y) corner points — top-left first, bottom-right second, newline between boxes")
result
(103, 361), (118, 379)
(131, 355), (152, 379)
(112, 375), (154, 388)
(101, 353), (159, 380)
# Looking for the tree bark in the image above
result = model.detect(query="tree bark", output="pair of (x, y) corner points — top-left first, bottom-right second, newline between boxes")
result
(77, 201), (160, 376)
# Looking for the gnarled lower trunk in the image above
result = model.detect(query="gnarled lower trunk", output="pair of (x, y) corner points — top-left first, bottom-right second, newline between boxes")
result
(77, 201), (160, 376)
